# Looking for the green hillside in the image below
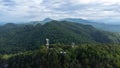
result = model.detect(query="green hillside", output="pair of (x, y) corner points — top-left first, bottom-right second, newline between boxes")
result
(0, 20), (119, 54)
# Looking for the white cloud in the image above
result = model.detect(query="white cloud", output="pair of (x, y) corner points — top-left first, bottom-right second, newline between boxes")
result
(0, 0), (120, 23)
(70, 0), (98, 5)
(101, 0), (120, 5)
(69, 0), (120, 5)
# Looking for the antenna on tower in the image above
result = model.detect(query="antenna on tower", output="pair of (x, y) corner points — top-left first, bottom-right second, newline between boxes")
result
(46, 38), (49, 49)
(72, 42), (75, 48)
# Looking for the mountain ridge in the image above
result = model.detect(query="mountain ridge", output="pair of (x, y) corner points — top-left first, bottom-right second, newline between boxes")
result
(18, 18), (120, 32)
(0, 20), (120, 54)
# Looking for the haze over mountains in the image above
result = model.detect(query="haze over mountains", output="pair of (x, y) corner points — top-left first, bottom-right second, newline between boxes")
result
(23, 18), (120, 32)
(62, 18), (120, 32)
(1, 18), (120, 32)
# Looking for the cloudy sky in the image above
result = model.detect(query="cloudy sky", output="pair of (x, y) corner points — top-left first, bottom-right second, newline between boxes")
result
(0, 0), (120, 23)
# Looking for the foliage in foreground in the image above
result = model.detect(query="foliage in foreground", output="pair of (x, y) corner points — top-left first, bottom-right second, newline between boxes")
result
(1, 44), (120, 68)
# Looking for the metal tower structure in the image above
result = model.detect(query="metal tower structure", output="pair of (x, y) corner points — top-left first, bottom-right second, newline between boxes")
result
(46, 38), (49, 49)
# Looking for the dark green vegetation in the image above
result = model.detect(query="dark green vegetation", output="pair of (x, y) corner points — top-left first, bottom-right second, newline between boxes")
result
(0, 21), (119, 54)
(1, 20), (120, 68)
(1, 44), (120, 68)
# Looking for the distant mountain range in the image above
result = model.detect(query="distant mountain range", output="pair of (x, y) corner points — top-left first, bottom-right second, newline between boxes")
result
(62, 18), (120, 32)
(26, 18), (120, 32)
(1, 18), (120, 32)
(27, 18), (53, 25)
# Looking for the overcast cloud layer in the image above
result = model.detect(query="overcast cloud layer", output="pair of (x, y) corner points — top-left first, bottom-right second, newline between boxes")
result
(0, 0), (120, 23)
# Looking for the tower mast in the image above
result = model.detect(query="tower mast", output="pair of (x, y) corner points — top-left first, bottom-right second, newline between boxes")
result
(46, 38), (49, 49)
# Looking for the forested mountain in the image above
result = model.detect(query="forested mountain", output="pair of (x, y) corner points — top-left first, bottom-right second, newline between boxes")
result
(26, 18), (120, 32)
(0, 20), (120, 68)
(62, 18), (120, 32)
(0, 20), (119, 54)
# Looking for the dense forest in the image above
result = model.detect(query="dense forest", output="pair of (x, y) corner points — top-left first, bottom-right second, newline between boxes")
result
(1, 44), (120, 68)
(0, 20), (120, 54)
(0, 20), (120, 68)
